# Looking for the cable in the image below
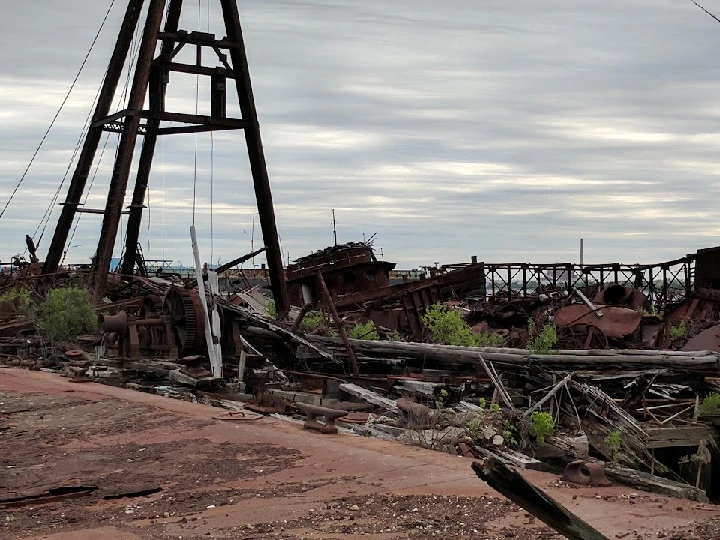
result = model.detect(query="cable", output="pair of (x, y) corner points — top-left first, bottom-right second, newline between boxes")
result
(162, 137), (166, 262)
(61, 19), (142, 264)
(208, 0), (214, 264)
(192, 0), (201, 226)
(688, 0), (720, 24)
(62, 132), (113, 265)
(210, 131), (214, 264)
(0, 0), (116, 221)
(33, 81), (103, 244)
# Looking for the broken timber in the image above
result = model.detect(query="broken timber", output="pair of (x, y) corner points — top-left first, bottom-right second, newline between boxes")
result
(472, 458), (608, 540)
(307, 337), (720, 374)
(317, 272), (360, 376)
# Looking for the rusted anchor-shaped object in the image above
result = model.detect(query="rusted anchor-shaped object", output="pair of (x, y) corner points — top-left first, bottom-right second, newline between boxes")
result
(295, 403), (349, 434)
(562, 459), (612, 487)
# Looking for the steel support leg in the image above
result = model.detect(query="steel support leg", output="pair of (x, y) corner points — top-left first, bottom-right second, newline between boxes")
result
(220, 0), (290, 317)
(93, 0), (168, 299)
(121, 0), (184, 276)
(43, 0), (147, 274)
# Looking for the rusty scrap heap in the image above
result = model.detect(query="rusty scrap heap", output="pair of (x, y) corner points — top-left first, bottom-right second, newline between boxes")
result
(4, 0), (720, 525)
(2, 242), (720, 507)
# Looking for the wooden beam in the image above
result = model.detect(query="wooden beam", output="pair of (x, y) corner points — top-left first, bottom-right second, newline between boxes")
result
(645, 425), (714, 449)
(472, 458), (608, 540)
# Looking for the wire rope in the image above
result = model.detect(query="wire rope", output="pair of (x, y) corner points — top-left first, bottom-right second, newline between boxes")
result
(0, 0), (117, 221)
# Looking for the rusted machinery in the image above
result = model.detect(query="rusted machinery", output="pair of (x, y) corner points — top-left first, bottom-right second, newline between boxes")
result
(99, 308), (177, 360)
(163, 287), (207, 356)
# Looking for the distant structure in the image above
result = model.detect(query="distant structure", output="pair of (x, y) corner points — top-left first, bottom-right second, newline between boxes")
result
(285, 243), (396, 306)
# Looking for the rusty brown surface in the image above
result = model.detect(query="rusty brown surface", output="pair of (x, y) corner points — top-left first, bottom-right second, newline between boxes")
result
(682, 323), (720, 352)
(554, 304), (643, 339)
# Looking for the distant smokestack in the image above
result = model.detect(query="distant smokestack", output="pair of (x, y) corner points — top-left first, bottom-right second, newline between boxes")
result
(580, 238), (584, 267)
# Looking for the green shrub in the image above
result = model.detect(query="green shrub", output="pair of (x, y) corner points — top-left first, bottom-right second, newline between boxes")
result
(422, 303), (504, 347)
(465, 415), (484, 440)
(699, 393), (720, 416)
(0, 289), (31, 315)
(266, 299), (277, 318)
(530, 411), (555, 444)
(670, 320), (687, 340)
(38, 287), (97, 341)
(299, 310), (325, 333)
(503, 422), (519, 446)
(604, 430), (622, 461)
(436, 388), (449, 409)
(527, 320), (557, 354)
(348, 320), (379, 340)
(490, 403), (500, 412)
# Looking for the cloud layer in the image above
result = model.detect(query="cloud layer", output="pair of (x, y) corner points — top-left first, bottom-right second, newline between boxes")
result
(2, 0), (720, 269)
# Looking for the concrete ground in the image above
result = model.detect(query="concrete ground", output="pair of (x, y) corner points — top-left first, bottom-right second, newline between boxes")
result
(1, 367), (719, 540)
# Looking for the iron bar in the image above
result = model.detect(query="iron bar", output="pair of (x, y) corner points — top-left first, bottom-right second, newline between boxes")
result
(121, 0), (183, 276)
(219, 0), (290, 318)
(93, 0), (168, 298)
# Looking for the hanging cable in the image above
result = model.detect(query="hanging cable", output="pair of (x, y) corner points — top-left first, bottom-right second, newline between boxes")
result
(61, 21), (142, 263)
(0, 0), (116, 221)
(161, 136), (166, 262)
(688, 0), (720, 24)
(208, 0), (214, 264)
(62, 132), (113, 264)
(33, 80), (103, 245)
(210, 132), (214, 264)
(192, 0), (202, 226)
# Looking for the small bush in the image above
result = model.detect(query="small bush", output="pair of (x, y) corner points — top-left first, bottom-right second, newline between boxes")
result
(299, 310), (325, 333)
(530, 411), (555, 444)
(266, 299), (277, 318)
(699, 392), (720, 416)
(422, 303), (504, 347)
(435, 388), (449, 409)
(670, 320), (687, 341)
(503, 422), (519, 446)
(604, 430), (622, 461)
(527, 320), (557, 354)
(349, 320), (379, 340)
(0, 289), (31, 315)
(465, 415), (484, 440)
(38, 287), (97, 341)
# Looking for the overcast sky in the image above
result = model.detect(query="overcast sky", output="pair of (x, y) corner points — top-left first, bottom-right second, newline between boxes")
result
(2, 0), (720, 269)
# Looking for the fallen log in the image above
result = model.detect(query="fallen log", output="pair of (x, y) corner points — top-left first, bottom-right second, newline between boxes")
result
(604, 465), (709, 503)
(471, 458), (608, 540)
(306, 337), (720, 374)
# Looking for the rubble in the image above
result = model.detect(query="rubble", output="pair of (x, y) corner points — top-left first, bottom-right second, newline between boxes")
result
(2, 242), (720, 510)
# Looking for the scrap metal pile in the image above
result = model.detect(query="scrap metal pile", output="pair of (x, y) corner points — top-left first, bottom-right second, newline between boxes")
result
(1, 246), (720, 506)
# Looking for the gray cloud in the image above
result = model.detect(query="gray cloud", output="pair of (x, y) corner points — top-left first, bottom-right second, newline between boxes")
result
(2, 0), (720, 270)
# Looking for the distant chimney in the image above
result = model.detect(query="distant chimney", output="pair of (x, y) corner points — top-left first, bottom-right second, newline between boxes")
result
(471, 255), (478, 264)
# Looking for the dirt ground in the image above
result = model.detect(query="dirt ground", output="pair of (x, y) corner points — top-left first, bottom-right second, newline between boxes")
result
(1, 368), (720, 540)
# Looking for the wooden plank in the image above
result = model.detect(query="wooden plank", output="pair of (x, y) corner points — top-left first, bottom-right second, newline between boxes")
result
(472, 458), (608, 540)
(190, 226), (222, 378)
(645, 425), (713, 448)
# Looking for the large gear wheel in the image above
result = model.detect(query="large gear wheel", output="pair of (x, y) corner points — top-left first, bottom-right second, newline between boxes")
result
(163, 287), (205, 356)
